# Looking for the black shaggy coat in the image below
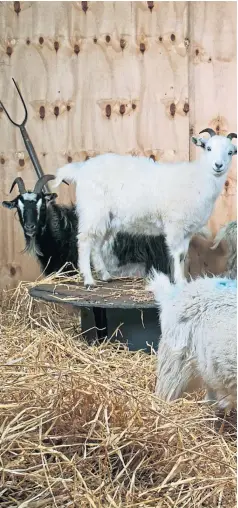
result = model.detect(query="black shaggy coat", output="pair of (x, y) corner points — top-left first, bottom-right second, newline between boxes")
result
(30, 204), (78, 275)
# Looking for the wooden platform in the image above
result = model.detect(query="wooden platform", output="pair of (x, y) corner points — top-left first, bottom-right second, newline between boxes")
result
(29, 278), (160, 351)
(29, 278), (156, 309)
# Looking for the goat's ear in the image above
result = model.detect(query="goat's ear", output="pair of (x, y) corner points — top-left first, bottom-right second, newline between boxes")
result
(44, 192), (58, 203)
(2, 198), (18, 209)
(191, 136), (206, 149)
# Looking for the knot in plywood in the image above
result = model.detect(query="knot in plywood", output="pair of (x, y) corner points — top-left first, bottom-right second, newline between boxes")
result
(54, 41), (60, 52)
(209, 116), (228, 136)
(120, 104), (126, 115)
(54, 106), (59, 118)
(81, 1), (88, 13)
(120, 39), (126, 50)
(170, 103), (176, 117)
(140, 42), (146, 54)
(6, 46), (13, 57)
(105, 104), (111, 118)
(74, 44), (80, 55)
(147, 1), (154, 11)
(183, 102), (189, 114)
(14, 1), (21, 14)
(39, 106), (45, 120)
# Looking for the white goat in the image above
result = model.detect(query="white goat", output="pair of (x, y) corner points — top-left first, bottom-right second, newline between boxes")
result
(211, 220), (237, 279)
(53, 129), (237, 287)
(147, 271), (237, 410)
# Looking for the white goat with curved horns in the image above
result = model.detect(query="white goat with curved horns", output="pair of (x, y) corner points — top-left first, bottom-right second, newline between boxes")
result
(53, 129), (237, 287)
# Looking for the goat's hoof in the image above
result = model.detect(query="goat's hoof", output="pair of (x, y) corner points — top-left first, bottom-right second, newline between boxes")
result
(100, 273), (112, 282)
(85, 284), (97, 290)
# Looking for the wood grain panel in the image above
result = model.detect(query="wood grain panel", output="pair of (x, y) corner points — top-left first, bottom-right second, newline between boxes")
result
(0, 1), (236, 288)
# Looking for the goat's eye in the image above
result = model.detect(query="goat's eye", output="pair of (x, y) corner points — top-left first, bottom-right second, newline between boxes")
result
(228, 150), (233, 156)
(207, 146), (211, 151)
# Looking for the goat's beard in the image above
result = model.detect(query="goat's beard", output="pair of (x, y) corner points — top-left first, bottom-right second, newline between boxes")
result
(22, 236), (43, 257)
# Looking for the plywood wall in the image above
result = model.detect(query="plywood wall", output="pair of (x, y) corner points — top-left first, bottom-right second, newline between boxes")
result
(0, 1), (236, 288)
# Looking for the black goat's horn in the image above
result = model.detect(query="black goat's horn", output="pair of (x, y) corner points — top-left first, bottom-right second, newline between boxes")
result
(199, 128), (216, 137)
(227, 132), (237, 141)
(9, 177), (26, 195)
(34, 174), (55, 194)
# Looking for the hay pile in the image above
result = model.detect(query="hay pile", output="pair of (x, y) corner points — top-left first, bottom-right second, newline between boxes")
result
(0, 282), (236, 507)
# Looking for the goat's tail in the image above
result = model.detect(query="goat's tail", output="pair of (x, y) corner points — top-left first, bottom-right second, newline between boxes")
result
(146, 269), (173, 308)
(155, 341), (200, 401)
(53, 162), (84, 188)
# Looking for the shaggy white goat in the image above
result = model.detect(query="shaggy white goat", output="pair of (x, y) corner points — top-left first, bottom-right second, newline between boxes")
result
(211, 220), (237, 279)
(53, 129), (237, 287)
(147, 271), (237, 410)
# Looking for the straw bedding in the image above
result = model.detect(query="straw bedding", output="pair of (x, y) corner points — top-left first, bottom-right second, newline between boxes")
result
(0, 279), (236, 507)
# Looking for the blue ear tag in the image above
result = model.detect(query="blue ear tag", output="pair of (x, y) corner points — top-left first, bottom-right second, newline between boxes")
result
(215, 278), (237, 290)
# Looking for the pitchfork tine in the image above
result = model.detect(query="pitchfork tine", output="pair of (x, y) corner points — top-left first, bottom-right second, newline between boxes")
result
(0, 78), (28, 127)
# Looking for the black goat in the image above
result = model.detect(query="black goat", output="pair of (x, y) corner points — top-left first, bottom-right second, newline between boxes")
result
(2, 175), (171, 277)
(2, 175), (78, 275)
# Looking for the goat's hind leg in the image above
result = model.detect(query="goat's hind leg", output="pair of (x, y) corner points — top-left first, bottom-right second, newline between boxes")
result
(91, 236), (112, 282)
(166, 231), (190, 284)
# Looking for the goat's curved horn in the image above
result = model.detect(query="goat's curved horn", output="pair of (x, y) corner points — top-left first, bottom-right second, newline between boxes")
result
(227, 133), (237, 141)
(9, 177), (26, 194)
(34, 174), (55, 194)
(199, 128), (216, 137)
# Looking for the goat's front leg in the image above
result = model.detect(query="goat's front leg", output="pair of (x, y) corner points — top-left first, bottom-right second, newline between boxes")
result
(78, 232), (96, 288)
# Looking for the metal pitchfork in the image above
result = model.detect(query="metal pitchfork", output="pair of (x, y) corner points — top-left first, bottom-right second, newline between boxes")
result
(0, 78), (51, 193)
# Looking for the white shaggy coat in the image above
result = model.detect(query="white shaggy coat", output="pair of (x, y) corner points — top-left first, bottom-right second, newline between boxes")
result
(53, 134), (236, 286)
(147, 271), (237, 410)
